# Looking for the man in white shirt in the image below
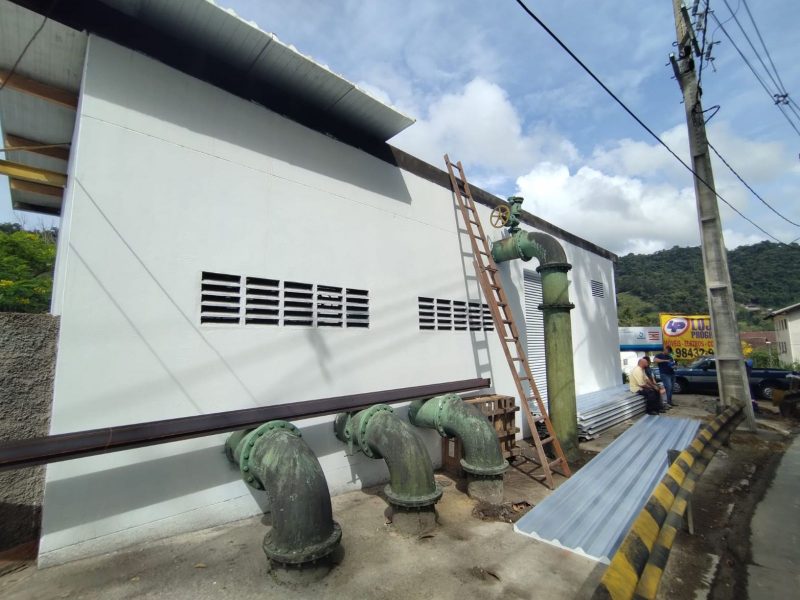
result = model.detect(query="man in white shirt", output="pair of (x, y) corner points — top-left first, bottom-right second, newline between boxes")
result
(629, 357), (663, 415)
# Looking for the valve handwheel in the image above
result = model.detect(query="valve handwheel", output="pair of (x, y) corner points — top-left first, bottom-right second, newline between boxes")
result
(490, 205), (510, 228)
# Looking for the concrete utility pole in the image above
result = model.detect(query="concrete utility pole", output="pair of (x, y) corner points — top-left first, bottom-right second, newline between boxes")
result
(670, 0), (756, 429)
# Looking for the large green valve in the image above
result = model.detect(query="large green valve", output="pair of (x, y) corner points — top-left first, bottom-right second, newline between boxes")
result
(487, 196), (580, 459)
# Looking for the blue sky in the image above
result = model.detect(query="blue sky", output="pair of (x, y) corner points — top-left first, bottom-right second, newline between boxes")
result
(3, 0), (799, 256)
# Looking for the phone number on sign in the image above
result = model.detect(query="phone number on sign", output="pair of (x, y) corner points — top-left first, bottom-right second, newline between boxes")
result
(674, 347), (714, 358)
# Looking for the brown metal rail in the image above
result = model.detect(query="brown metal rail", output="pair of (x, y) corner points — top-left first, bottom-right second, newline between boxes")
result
(0, 378), (490, 471)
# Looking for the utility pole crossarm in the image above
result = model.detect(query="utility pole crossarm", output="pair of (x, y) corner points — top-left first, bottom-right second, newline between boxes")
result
(670, 0), (756, 429)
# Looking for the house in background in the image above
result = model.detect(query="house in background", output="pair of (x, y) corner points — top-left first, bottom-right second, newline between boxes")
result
(0, 0), (620, 566)
(768, 302), (800, 365)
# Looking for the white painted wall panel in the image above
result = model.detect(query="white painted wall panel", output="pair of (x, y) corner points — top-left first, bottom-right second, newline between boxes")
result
(42, 35), (619, 564)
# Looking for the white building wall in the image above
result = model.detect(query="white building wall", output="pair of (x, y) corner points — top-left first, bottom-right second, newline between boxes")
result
(774, 313), (799, 364)
(42, 36), (619, 564)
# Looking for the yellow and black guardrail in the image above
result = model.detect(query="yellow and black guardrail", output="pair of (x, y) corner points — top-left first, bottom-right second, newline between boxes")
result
(592, 406), (745, 600)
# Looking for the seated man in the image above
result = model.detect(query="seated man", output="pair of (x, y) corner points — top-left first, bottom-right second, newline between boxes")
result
(629, 357), (664, 415)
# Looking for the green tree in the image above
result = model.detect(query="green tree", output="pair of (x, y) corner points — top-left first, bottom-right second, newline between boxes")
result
(0, 226), (57, 313)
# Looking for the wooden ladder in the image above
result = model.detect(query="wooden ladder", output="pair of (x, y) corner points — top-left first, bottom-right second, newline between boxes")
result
(444, 155), (571, 489)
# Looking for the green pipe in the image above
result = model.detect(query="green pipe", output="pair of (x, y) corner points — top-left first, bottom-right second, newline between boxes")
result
(334, 405), (442, 508)
(407, 394), (507, 476)
(225, 421), (341, 565)
(490, 201), (579, 459)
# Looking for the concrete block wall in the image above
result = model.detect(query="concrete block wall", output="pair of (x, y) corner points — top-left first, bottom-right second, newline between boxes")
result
(0, 313), (59, 551)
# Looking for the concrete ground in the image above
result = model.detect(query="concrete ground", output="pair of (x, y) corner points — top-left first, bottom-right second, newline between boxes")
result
(747, 434), (800, 599)
(1, 394), (794, 600)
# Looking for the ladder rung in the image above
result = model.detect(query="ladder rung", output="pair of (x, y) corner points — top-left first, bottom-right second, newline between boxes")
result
(549, 457), (563, 468)
(502, 319), (513, 324)
(468, 219), (481, 226)
(478, 250), (490, 256)
(512, 357), (526, 362)
(502, 337), (518, 342)
(539, 436), (554, 446)
(497, 302), (507, 307)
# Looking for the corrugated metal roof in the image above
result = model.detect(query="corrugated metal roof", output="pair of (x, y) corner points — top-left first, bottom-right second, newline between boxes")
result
(0, 1), (84, 214)
(514, 415), (701, 563)
(97, 0), (414, 140)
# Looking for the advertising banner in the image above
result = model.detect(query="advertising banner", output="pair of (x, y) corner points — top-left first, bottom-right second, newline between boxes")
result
(619, 327), (662, 351)
(659, 314), (715, 359)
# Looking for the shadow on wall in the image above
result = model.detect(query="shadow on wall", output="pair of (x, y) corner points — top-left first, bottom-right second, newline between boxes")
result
(40, 414), (435, 533)
(87, 41), (413, 204)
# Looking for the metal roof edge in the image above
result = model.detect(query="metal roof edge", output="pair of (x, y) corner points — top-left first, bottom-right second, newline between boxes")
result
(8, 0), (413, 142)
(769, 301), (800, 316)
(383, 145), (618, 262)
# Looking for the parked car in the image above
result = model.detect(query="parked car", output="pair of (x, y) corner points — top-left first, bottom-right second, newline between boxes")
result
(673, 357), (798, 400)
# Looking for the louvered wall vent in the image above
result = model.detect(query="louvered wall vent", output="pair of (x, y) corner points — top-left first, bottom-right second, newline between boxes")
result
(419, 297), (493, 331)
(201, 273), (368, 328)
(201, 271), (241, 324)
(245, 277), (279, 325)
(590, 280), (605, 298)
(345, 288), (370, 328)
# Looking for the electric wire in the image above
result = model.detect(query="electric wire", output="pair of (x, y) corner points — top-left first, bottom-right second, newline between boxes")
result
(512, 0), (789, 245)
(708, 10), (800, 136)
(707, 140), (800, 227)
(722, 0), (784, 96)
(740, 0), (789, 96)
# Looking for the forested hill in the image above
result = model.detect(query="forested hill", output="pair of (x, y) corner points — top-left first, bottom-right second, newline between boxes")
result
(615, 241), (800, 329)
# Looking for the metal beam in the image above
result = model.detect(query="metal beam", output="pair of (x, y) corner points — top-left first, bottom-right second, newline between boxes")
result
(3, 133), (70, 162)
(0, 378), (491, 471)
(0, 68), (78, 110)
(12, 199), (61, 216)
(9, 178), (64, 199)
(0, 158), (67, 187)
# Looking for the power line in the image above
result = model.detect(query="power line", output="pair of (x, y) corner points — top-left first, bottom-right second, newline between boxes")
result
(707, 140), (800, 227)
(708, 10), (800, 136)
(512, 0), (789, 245)
(740, 0), (789, 95)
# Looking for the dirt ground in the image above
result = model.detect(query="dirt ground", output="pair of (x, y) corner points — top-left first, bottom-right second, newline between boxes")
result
(0, 393), (795, 600)
(656, 396), (798, 600)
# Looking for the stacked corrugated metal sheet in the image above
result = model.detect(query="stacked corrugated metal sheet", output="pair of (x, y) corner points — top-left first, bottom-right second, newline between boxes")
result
(575, 385), (647, 439)
(514, 415), (701, 562)
(530, 385), (647, 440)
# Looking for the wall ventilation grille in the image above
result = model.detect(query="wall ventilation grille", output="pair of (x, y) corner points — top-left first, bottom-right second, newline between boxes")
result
(201, 271), (241, 324)
(245, 277), (280, 325)
(420, 297), (493, 331)
(345, 288), (370, 328)
(590, 280), (605, 298)
(201, 273), (368, 328)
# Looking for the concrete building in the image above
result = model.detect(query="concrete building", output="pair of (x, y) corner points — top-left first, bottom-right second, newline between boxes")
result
(769, 302), (800, 365)
(0, 0), (620, 565)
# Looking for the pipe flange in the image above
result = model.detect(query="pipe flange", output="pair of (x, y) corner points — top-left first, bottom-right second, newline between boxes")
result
(535, 262), (572, 273)
(460, 459), (509, 477)
(357, 404), (393, 458)
(537, 302), (575, 311)
(263, 521), (342, 565)
(384, 484), (443, 508)
(432, 395), (453, 437)
(239, 420), (301, 490)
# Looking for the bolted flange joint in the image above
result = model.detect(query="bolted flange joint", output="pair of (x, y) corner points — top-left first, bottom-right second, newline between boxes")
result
(234, 420), (300, 490)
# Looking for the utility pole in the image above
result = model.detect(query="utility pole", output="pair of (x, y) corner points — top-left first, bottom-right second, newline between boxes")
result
(670, 0), (756, 429)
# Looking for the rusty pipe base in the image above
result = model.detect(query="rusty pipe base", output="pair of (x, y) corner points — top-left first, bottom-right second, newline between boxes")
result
(466, 474), (504, 505)
(385, 505), (437, 537)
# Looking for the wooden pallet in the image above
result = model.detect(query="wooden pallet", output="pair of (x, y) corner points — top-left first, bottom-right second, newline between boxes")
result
(441, 394), (521, 475)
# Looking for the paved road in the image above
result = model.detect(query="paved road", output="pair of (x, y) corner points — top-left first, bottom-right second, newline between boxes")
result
(748, 435), (800, 599)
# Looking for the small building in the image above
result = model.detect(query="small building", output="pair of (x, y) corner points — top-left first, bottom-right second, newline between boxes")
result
(768, 302), (800, 365)
(0, 0), (621, 565)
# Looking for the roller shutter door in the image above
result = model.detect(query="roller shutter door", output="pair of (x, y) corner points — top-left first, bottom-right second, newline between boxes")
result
(523, 271), (548, 406)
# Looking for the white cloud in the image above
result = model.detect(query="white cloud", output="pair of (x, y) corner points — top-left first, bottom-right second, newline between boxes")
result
(391, 77), (578, 181)
(515, 162), (700, 255)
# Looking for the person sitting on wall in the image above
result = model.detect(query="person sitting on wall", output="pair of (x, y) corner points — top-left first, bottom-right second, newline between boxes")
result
(654, 346), (677, 407)
(629, 357), (664, 416)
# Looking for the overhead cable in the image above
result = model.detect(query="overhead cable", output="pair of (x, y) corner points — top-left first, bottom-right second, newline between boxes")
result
(512, 0), (789, 245)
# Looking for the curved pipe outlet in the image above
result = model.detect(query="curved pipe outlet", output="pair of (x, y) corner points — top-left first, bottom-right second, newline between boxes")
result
(225, 421), (341, 565)
(334, 405), (442, 508)
(408, 394), (507, 476)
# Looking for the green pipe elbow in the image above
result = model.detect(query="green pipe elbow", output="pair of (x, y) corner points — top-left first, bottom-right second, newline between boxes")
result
(334, 404), (442, 508)
(225, 421), (341, 565)
(408, 394), (507, 476)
